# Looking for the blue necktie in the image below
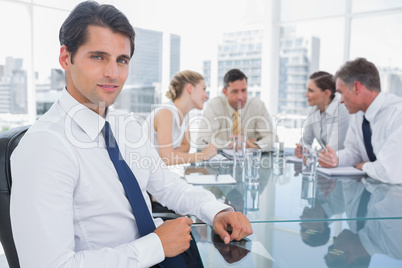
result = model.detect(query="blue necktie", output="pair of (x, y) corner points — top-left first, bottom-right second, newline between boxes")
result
(362, 116), (376, 162)
(103, 121), (187, 267)
(356, 188), (371, 231)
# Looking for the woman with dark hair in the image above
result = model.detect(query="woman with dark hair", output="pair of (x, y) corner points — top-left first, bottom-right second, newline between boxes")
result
(295, 71), (350, 157)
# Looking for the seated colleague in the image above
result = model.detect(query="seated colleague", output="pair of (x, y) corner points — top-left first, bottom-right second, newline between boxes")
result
(197, 69), (274, 151)
(295, 71), (350, 157)
(9, 2), (253, 268)
(143, 70), (217, 165)
(319, 58), (402, 184)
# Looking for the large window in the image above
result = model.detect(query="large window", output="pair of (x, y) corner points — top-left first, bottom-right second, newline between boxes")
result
(276, 0), (402, 146)
(350, 13), (402, 96)
(0, 0), (402, 141)
(0, 1), (32, 127)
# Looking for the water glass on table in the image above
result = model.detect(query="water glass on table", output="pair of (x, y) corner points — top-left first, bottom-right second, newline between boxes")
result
(245, 148), (262, 183)
(232, 136), (246, 167)
(302, 145), (318, 177)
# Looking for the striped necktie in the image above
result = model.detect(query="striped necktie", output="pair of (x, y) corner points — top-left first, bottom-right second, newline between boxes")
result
(232, 111), (241, 136)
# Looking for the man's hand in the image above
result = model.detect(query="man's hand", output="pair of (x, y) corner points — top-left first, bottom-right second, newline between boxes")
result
(154, 217), (193, 257)
(228, 135), (244, 149)
(246, 138), (259, 149)
(294, 143), (303, 158)
(213, 211), (253, 244)
(355, 162), (365, 170)
(318, 145), (338, 168)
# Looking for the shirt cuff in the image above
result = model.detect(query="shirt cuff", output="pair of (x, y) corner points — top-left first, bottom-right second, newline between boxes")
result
(201, 202), (234, 225)
(128, 233), (165, 267)
(362, 162), (370, 173)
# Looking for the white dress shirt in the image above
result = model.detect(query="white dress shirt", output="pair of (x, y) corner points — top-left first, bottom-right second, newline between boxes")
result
(196, 95), (274, 151)
(301, 93), (350, 151)
(142, 101), (189, 150)
(10, 89), (231, 268)
(340, 178), (402, 259)
(338, 92), (402, 184)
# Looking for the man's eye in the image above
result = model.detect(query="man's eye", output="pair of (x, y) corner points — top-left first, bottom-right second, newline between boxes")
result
(92, 55), (102, 60)
(117, 59), (128, 64)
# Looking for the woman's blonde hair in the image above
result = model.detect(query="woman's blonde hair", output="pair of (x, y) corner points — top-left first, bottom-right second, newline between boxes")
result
(166, 70), (204, 101)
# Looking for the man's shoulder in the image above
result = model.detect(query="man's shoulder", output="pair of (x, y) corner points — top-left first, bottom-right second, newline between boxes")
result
(244, 97), (268, 114)
(383, 93), (402, 108)
(247, 97), (266, 107)
(204, 95), (227, 113)
(208, 95), (226, 105)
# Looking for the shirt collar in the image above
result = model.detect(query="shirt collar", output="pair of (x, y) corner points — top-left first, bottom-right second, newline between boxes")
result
(324, 93), (341, 116)
(225, 97), (243, 116)
(364, 92), (384, 123)
(58, 88), (105, 141)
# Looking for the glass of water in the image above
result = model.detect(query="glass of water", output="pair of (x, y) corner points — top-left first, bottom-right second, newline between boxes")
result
(245, 148), (262, 183)
(302, 145), (318, 177)
(232, 136), (246, 167)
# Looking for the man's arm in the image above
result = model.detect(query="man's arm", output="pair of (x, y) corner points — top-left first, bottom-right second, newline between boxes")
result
(146, 138), (253, 241)
(246, 100), (274, 152)
(196, 99), (231, 149)
(360, 125), (402, 184)
(10, 131), (164, 268)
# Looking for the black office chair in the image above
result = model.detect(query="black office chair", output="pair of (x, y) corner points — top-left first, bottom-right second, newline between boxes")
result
(0, 125), (29, 268)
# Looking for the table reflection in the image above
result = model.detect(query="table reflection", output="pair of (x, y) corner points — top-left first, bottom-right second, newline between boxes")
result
(176, 153), (402, 223)
(184, 153), (402, 267)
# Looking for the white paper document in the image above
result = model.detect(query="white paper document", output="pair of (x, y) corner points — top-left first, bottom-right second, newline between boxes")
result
(220, 149), (234, 160)
(316, 166), (366, 176)
(185, 174), (236, 185)
(208, 154), (229, 162)
(285, 155), (302, 163)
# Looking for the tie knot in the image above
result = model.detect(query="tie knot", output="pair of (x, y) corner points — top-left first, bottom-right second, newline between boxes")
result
(363, 115), (369, 123)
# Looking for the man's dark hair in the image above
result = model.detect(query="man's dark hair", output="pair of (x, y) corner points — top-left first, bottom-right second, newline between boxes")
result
(325, 252), (371, 268)
(223, 69), (248, 89)
(310, 71), (336, 100)
(59, 1), (135, 64)
(334, 58), (381, 92)
(301, 223), (331, 247)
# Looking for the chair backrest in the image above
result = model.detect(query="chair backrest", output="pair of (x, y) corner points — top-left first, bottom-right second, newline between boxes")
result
(0, 125), (30, 268)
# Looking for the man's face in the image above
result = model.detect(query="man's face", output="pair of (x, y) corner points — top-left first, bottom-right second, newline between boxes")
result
(336, 78), (360, 114)
(59, 25), (131, 115)
(223, 78), (248, 110)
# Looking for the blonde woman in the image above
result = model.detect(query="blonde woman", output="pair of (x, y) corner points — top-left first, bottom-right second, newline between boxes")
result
(143, 70), (217, 165)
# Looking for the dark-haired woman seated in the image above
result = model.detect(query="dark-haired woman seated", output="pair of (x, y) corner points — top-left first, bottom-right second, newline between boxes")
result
(295, 71), (350, 157)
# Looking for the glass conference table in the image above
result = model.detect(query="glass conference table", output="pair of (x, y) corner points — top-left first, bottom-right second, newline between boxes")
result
(168, 152), (402, 267)
(169, 152), (402, 223)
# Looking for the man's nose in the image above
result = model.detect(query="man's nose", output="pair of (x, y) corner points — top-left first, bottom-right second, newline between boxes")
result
(104, 61), (118, 79)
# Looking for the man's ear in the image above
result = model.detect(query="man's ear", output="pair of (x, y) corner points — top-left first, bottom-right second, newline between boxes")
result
(354, 81), (362, 94)
(222, 88), (227, 96)
(59, 45), (71, 70)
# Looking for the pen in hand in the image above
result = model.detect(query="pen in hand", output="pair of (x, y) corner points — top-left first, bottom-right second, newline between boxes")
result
(202, 139), (208, 145)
